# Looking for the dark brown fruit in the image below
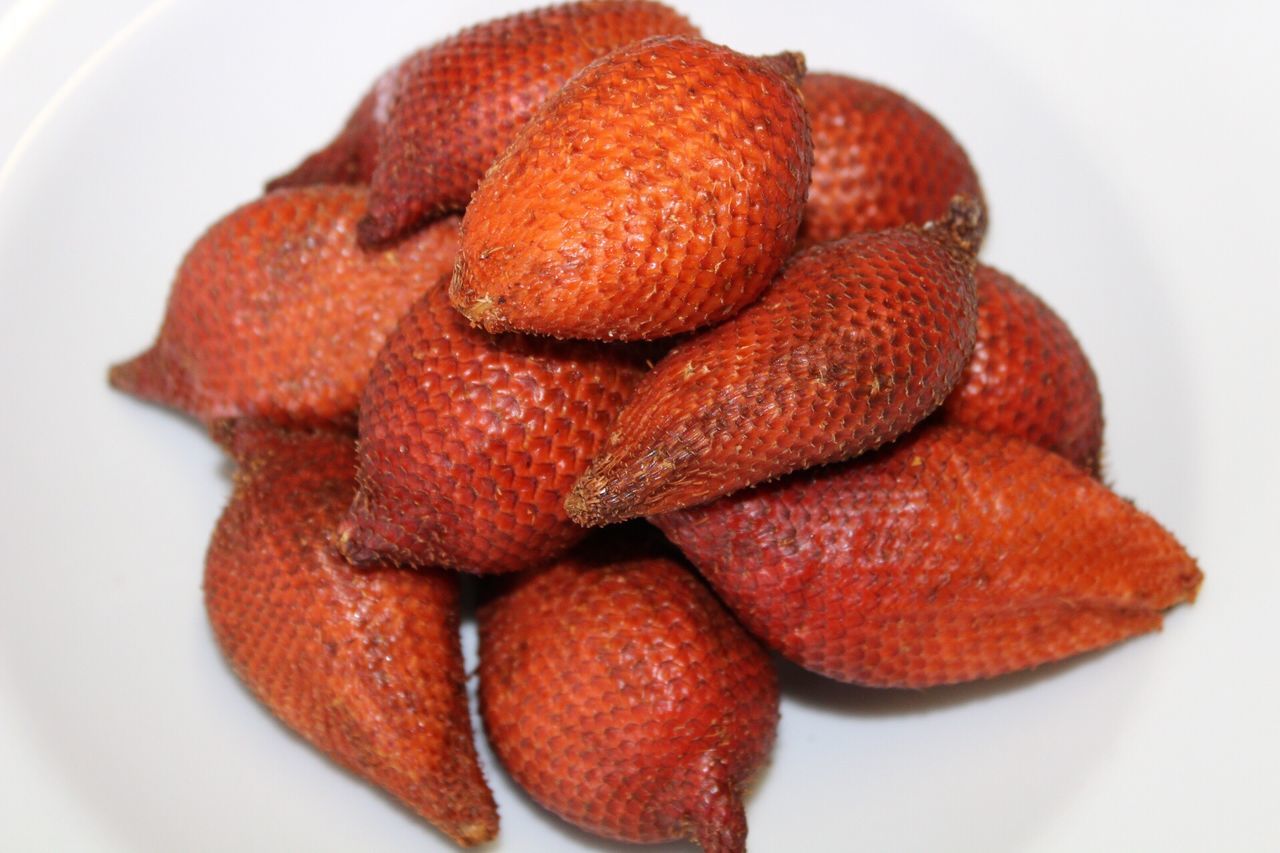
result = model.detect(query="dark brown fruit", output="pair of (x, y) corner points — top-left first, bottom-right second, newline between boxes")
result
(566, 201), (981, 525)
(451, 35), (812, 341)
(938, 263), (1104, 473)
(358, 0), (700, 246)
(109, 187), (458, 428)
(204, 422), (497, 846)
(479, 533), (777, 851)
(798, 72), (986, 248)
(339, 278), (648, 574)
(654, 423), (1202, 688)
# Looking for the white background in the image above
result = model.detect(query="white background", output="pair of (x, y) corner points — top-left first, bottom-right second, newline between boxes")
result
(1, 1), (1277, 850)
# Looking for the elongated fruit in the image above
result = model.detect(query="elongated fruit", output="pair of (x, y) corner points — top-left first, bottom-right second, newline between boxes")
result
(204, 421), (497, 845)
(109, 187), (459, 428)
(938, 263), (1104, 474)
(339, 278), (649, 573)
(451, 35), (813, 341)
(357, 0), (699, 246)
(566, 201), (981, 525)
(479, 533), (777, 852)
(655, 423), (1202, 687)
(798, 72), (985, 247)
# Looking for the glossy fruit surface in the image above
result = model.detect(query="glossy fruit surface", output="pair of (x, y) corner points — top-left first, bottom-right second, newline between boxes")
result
(451, 35), (812, 341)
(479, 533), (777, 851)
(204, 422), (497, 845)
(938, 263), (1104, 473)
(566, 204), (980, 525)
(655, 423), (1202, 687)
(798, 72), (985, 247)
(340, 279), (648, 573)
(359, 0), (699, 246)
(109, 187), (458, 428)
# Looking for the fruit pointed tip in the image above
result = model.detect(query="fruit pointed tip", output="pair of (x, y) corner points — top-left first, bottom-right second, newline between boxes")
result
(689, 777), (748, 853)
(564, 474), (620, 529)
(761, 50), (806, 85)
(924, 194), (985, 259)
(108, 346), (175, 405)
(356, 209), (396, 249)
(448, 816), (499, 847)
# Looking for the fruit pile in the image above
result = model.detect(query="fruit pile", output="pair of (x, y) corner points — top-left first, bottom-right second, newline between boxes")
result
(109, 2), (1202, 850)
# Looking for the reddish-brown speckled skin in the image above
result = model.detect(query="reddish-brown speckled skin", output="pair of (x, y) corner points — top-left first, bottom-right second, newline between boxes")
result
(265, 67), (389, 190)
(108, 187), (459, 428)
(654, 424), (1202, 688)
(566, 215), (979, 525)
(340, 279), (648, 573)
(798, 73), (986, 248)
(478, 537), (777, 851)
(358, 0), (699, 246)
(938, 264), (1104, 473)
(451, 36), (812, 341)
(203, 423), (497, 846)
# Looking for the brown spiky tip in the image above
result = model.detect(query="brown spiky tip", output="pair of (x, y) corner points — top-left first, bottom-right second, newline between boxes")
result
(689, 762), (749, 853)
(449, 254), (511, 333)
(922, 194), (986, 260)
(564, 461), (649, 529)
(759, 50), (806, 85)
(108, 346), (193, 412)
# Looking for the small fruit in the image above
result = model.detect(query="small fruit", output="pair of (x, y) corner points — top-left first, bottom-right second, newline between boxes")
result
(109, 187), (458, 428)
(798, 72), (985, 247)
(358, 0), (699, 246)
(566, 200), (980, 526)
(938, 263), (1104, 473)
(450, 35), (813, 341)
(339, 278), (649, 573)
(654, 423), (1202, 688)
(204, 422), (497, 846)
(479, 532), (777, 852)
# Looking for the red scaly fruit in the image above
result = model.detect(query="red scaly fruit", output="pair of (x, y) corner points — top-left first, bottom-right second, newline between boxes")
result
(479, 533), (778, 852)
(654, 423), (1202, 688)
(798, 72), (986, 248)
(108, 186), (459, 428)
(265, 63), (395, 190)
(937, 263), (1104, 474)
(338, 278), (649, 574)
(358, 0), (700, 246)
(565, 200), (981, 526)
(451, 35), (812, 341)
(203, 422), (497, 846)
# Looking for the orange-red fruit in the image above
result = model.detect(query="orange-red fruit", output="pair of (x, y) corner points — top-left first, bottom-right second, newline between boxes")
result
(358, 0), (699, 246)
(339, 279), (648, 574)
(798, 72), (985, 248)
(108, 187), (459, 428)
(566, 204), (980, 526)
(479, 535), (777, 852)
(265, 66), (392, 190)
(203, 422), (497, 846)
(654, 423), (1203, 688)
(450, 35), (813, 341)
(938, 263), (1104, 474)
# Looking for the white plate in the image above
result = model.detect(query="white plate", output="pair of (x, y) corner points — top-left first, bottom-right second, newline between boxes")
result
(2, 1), (1277, 850)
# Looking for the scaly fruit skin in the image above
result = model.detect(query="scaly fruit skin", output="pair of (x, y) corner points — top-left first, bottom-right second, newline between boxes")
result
(451, 35), (813, 341)
(265, 64), (394, 190)
(938, 263), (1104, 474)
(339, 278), (648, 574)
(479, 537), (777, 852)
(798, 72), (985, 248)
(108, 187), (459, 428)
(654, 424), (1202, 688)
(358, 0), (700, 246)
(566, 204), (980, 526)
(203, 422), (497, 846)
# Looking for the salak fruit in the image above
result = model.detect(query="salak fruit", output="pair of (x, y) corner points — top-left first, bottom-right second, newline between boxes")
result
(338, 278), (649, 574)
(799, 73), (985, 247)
(450, 35), (813, 341)
(355, 0), (700, 246)
(203, 421), (497, 845)
(479, 532), (777, 852)
(565, 199), (981, 526)
(654, 423), (1202, 688)
(109, 186), (459, 428)
(937, 263), (1104, 474)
